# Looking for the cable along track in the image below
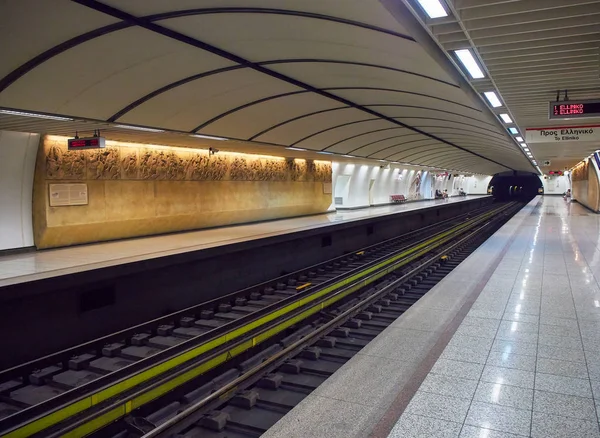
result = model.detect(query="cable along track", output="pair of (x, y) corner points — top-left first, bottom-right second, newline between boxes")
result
(0, 202), (518, 438)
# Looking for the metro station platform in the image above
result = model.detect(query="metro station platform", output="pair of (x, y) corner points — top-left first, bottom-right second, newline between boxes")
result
(0, 195), (487, 288)
(263, 196), (600, 438)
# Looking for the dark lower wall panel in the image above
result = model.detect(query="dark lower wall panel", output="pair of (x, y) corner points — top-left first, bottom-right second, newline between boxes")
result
(0, 197), (492, 368)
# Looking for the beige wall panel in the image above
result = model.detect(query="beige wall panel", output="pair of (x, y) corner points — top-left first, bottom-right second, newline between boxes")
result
(33, 136), (331, 249)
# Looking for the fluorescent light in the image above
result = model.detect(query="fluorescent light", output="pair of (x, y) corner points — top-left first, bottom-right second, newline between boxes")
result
(286, 147), (306, 151)
(483, 91), (502, 108)
(499, 114), (512, 123)
(190, 134), (227, 141)
(515, 136), (523, 142)
(417, 0), (448, 18)
(523, 147), (529, 152)
(115, 124), (164, 133)
(520, 143), (527, 148)
(318, 151), (333, 155)
(508, 127), (518, 135)
(343, 155), (355, 158)
(527, 152), (533, 156)
(454, 49), (485, 79)
(0, 109), (73, 121)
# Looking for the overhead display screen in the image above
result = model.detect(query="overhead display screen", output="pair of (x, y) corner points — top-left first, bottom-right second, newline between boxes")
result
(67, 136), (106, 150)
(549, 100), (600, 120)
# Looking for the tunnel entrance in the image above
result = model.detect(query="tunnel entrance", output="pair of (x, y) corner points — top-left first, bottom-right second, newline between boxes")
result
(488, 171), (543, 201)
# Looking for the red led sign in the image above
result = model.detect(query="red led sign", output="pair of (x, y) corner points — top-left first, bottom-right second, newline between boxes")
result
(548, 171), (563, 176)
(67, 136), (106, 150)
(549, 100), (600, 120)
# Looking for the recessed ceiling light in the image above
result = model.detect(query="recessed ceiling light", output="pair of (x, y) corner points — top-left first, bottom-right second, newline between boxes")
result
(499, 114), (512, 123)
(508, 127), (518, 135)
(417, 0), (448, 18)
(115, 124), (164, 133)
(454, 49), (485, 79)
(515, 136), (523, 142)
(483, 91), (502, 108)
(0, 109), (73, 121)
(190, 134), (227, 141)
(520, 143), (527, 148)
(286, 147), (306, 151)
(523, 147), (530, 152)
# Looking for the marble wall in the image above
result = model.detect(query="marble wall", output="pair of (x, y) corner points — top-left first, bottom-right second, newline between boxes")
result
(33, 136), (332, 248)
(571, 159), (600, 212)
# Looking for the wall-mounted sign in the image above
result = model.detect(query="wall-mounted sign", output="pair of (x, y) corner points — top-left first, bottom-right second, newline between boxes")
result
(549, 100), (600, 120)
(526, 125), (600, 143)
(68, 136), (106, 150)
(49, 184), (88, 206)
(543, 160), (551, 166)
(548, 170), (563, 176)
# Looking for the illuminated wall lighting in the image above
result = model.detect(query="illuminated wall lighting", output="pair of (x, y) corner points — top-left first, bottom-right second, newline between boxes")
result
(417, 0), (448, 18)
(515, 136), (523, 142)
(499, 114), (512, 123)
(483, 91), (502, 108)
(115, 124), (165, 133)
(190, 134), (227, 141)
(508, 127), (518, 135)
(454, 49), (485, 79)
(0, 109), (73, 121)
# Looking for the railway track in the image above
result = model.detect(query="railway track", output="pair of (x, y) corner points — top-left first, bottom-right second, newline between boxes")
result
(0, 202), (519, 437)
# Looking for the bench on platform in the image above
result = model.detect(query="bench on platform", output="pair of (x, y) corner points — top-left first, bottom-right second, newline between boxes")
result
(390, 194), (406, 203)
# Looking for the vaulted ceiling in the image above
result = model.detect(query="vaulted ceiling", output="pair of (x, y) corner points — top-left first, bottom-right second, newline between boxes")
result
(416, 0), (600, 170)
(0, 0), (535, 174)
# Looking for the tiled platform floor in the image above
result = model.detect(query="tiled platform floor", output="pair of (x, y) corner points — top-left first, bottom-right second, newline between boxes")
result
(0, 196), (487, 287)
(392, 196), (600, 438)
(264, 196), (600, 438)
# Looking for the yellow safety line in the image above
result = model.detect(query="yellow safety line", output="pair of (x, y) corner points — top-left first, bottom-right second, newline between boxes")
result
(4, 205), (506, 438)
(295, 283), (312, 291)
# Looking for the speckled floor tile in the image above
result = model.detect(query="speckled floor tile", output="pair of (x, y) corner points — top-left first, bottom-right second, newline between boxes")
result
(538, 333), (583, 349)
(481, 365), (535, 389)
(448, 334), (494, 351)
(459, 425), (524, 438)
(537, 357), (589, 379)
(420, 373), (479, 400)
(491, 338), (538, 357)
(534, 373), (592, 398)
(531, 411), (600, 438)
(465, 401), (531, 436)
(430, 358), (484, 381)
(474, 381), (533, 410)
(440, 344), (490, 365)
(469, 309), (505, 320)
(533, 390), (597, 421)
(539, 323), (581, 339)
(461, 316), (501, 331)
(455, 324), (499, 339)
(404, 391), (470, 423)
(387, 414), (461, 438)
(537, 344), (585, 362)
(502, 312), (540, 324)
(498, 319), (539, 334)
(590, 379), (600, 399)
(486, 351), (536, 372)
(539, 315), (578, 328)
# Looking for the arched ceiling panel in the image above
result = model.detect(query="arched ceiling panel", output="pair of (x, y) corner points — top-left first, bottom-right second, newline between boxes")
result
(268, 63), (474, 107)
(0, 27), (234, 120)
(159, 14), (453, 83)
(349, 137), (438, 157)
(201, 93), (340, 140)
(367, 106), (498, 130)
(330, 89), (484, 121)
(254, 107), (367, 145)
(101, 0), (410, 33)
(293, 119), (397, 150)
(0, 0), (120, 79)
(370, 141), (445, 160)
(326, 130), (429, 154)
(119, 70), (301, 132)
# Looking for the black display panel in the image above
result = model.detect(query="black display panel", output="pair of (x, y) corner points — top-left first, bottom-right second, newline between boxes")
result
(549, 100), (600, 120)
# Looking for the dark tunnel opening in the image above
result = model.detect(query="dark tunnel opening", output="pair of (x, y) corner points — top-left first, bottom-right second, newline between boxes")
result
(488, 171), (543, 202)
